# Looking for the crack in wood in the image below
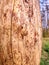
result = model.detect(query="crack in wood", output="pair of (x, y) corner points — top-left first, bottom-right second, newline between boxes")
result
(10, 0), (15, 65)
(25, 0), (28, 3)
(28, 0), (33, 22)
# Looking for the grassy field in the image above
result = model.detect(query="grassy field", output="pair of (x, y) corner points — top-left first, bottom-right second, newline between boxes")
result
(40, 38), (49, 65)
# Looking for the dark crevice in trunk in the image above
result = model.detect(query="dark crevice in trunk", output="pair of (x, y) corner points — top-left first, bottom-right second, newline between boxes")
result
(10, 0), (15, 65)
(28, 0), (33, 22)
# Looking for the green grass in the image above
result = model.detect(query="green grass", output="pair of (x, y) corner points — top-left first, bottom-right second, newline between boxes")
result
(40, 38), (49, 65)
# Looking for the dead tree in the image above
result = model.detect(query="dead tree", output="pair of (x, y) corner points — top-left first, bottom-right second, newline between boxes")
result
(0, 0), (42, 65)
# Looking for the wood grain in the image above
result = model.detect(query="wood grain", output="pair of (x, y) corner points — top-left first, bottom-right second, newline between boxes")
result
(0, 0), (42, 65)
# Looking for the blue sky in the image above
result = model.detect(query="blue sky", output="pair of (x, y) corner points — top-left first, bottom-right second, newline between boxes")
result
(40, 0), (49, 28)
(40, 0), (49, 11)
(40, 0), (49, 5)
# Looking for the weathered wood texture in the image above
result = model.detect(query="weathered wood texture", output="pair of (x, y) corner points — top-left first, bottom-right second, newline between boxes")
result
(0, 0), (42, 65)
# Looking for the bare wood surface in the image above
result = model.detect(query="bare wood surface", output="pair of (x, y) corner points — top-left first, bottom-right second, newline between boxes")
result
(0, 0), (14, 65)
(0, 0), (42, 65)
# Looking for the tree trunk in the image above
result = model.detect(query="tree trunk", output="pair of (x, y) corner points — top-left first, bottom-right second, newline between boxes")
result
(0, 0), (42, 65)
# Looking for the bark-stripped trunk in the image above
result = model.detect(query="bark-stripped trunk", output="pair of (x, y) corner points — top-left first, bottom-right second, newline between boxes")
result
(0, 0), (42, 65)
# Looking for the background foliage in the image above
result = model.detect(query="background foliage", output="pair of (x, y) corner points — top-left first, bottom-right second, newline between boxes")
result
(40, 38), (49, 65)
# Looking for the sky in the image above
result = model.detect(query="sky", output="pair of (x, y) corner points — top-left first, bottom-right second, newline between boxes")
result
(40, 0), (49, 11)
(40, 0), (49, 28)
(40, 0), (49, 5)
